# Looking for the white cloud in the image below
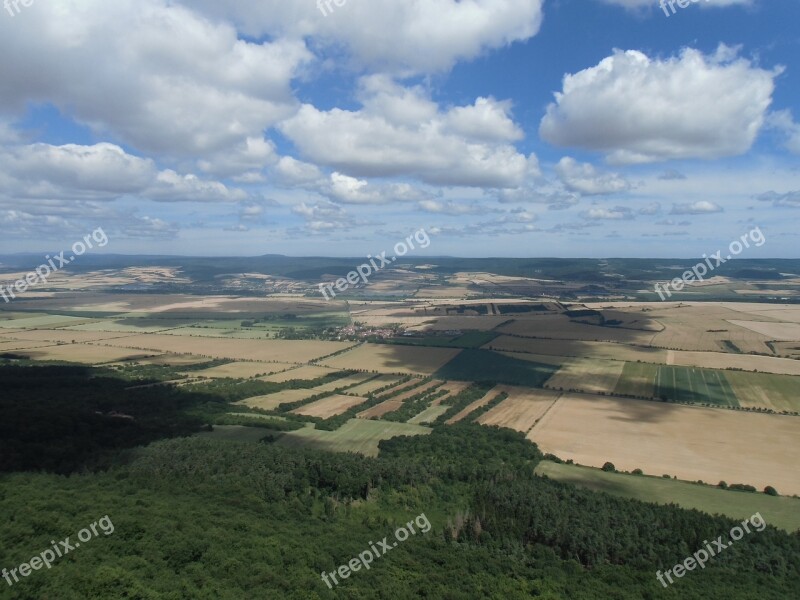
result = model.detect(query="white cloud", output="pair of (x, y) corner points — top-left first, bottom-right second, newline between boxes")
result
(1, 142), (246, 203)
(540, 46), (780, 164)
(555, 157), (631, 195)
(671, 200), (724, 214)
(599, 0), (753, 10)
(0, 0), (310, 158)
(767, 110), (800, 154)
(583, 206), (634, 220)
(280, 77), (534, 188)
(180, 0), (544, 74)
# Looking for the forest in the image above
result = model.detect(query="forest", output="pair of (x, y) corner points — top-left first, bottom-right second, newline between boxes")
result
(1, 363), (798, 598)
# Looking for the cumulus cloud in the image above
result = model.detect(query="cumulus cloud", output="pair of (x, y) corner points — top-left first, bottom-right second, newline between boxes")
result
(582, 206), (634, 220)
(555, 157), (631, 195)
(280, 77), (535, 188)
(671, 200), (724, 214)
(767, 110), (800, 154)
(180, 0), (544, 74)
(0, 143), (246, 203)
(540, 46), (781, 164)
(0, 0), (310, 159)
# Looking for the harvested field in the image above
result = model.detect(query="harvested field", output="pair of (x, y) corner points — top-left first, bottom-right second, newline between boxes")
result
(95, 334), (355, 363)
(544, 358), (624, 394)
(236, 373), (372, 411)
(485, 336), (667, 363)
(527, 393), (800, 496)
(0, 329), (126, 344)
(496, 314), (658, 344)
(669, 350), (800, 376)
(277, 419), (431, 457)
(728, 320), (800, 341)
(726, 371), (800, 412)
(14, 343), (160, 364)
(496, 351), (567, 367)
(191, 361), (292, 379)
(476, 386), (561, 432)
(358, 400), (403, 419)
(260, 365), (338, 383)
(446, 386), (500, 424)
(339, 375), (401, 396)
(292, 394), (369, 418)
(321, 343), (461, 375)
(391, 380), (443, 402)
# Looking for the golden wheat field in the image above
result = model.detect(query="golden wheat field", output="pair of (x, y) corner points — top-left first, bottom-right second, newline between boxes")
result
(320, 343), (461, 375)
(526, 394), (800, 496)
(292, 394), (369, 418)
(476, 386), (561, 432)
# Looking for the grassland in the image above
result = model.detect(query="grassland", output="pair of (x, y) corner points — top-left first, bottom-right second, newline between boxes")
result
(276, 418), (431, 457)
(535, 461), (800, 533)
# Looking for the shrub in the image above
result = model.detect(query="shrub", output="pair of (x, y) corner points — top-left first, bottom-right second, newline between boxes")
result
(601, 462), (616, 473)
(764, 486), (779, 497)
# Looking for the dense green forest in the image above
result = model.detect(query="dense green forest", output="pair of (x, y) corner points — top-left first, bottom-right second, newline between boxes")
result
(1, 364), (799, 598)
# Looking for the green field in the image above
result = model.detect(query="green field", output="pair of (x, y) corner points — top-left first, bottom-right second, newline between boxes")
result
(614, 362), (739, 406)
(535, 461), (800, 533)
(276, 418), (431, 456)
(0, 314), (94, 329)
(435, 349), (558, 387)
(725, 370), (800, 412)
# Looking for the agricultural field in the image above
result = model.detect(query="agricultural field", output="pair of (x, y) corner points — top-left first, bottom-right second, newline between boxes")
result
(0, 329), (126, 344)
(321, 343), (461, 375)
(276, 418), (431, 457)
(527, 394), (800, 496)
(445, 386), (500, 424)
(613, 363), (739, 406)
(407, 404), (450, 425)
(343, 374), (402, 396)
(0, 314), (94, 329)
(6, 343), (160, 365)
(96, 334), (355, 363)
(495, 314), (658, 344)
(357, 400), (403, 419)
(669, 350), (800, 376)
(534, 461), (800, 533)
(189, 361), (290, 379)
(476, 386), (561, 432)
(292, 394), (369, 418)
(435, 349), (558, 387)
(544, 358), (624, 394)
(260, 365), (338, 383)
(725, 371), (800, 412)
(485, 336), (668, 363)
(728, 320), (800, 341)
(236, 373), (372, 411)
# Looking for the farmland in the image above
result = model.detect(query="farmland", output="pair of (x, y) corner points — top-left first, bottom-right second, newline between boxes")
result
(320, 343), (461, 375)
(528, 394), (800, 496)
(276, 418), (431, 457)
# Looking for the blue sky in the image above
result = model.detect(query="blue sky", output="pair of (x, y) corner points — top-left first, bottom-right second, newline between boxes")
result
(0, 0), (798, 258)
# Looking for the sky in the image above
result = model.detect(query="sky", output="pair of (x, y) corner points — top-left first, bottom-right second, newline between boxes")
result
(0, 0), (798, 258)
